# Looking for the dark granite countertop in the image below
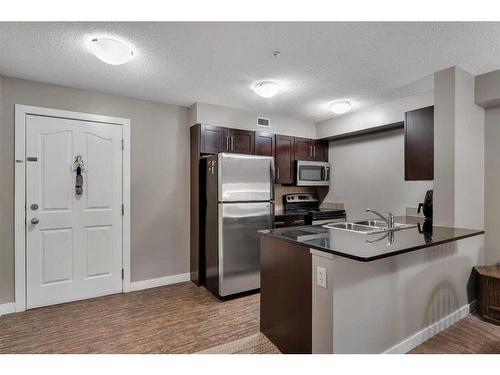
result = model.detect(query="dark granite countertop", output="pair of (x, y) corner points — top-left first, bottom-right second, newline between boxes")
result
(259, 216), (484, 262)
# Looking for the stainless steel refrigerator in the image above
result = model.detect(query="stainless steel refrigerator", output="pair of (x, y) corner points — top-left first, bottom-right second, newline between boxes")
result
(204, 153), (274, 298)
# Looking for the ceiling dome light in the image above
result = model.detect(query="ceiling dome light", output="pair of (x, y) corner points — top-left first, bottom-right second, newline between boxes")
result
(89, 38), (134, 65)
(329, 101), (352, 114)
(253, 81), (280, 98)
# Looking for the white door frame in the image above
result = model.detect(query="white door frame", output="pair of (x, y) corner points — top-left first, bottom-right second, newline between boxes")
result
(14, 104), (131, 312)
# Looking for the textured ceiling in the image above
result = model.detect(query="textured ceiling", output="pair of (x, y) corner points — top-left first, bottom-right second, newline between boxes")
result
(1, 22), (500, 122)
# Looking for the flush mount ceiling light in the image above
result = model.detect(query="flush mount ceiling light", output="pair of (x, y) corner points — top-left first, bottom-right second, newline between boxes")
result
(253, 81), (280, 98)
(89, 37), (134, 65)
(329, 101), (352, 114)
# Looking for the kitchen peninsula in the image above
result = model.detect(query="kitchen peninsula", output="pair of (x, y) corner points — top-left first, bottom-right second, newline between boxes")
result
(259, 217), (484, 354)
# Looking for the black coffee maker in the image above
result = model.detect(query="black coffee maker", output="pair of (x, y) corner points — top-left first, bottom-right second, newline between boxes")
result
(417, 190), (433, 243)
(417, 190), (433, 221)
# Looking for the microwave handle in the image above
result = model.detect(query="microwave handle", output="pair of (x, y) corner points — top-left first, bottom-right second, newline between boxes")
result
(322, 166), (330, 181)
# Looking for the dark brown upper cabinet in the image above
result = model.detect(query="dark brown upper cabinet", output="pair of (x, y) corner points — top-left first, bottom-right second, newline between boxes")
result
(405, 106), (434, 181)
(294, 137), (315, 161)
(228, 129), (255, 154)
(255, 131), (275, 157)
(313, 140), (329, 162)
(200, 124), (229, 154)
(275, 135), (295, 184)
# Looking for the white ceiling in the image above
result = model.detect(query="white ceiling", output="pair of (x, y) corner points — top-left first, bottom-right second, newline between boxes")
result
(1, 22), (500, 123)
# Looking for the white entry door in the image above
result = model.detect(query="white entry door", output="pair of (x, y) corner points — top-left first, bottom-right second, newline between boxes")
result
(26, 115), (123, 309)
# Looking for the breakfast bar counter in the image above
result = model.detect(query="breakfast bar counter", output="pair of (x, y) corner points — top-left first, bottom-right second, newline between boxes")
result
(259, 216), (484, 262)
(258, 217), (484, 354)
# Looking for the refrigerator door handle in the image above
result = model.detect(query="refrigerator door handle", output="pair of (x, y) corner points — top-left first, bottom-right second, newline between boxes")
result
(270, 201), (275, 228)
(218, 202), (224, 293)
(270, 159), (276, 201)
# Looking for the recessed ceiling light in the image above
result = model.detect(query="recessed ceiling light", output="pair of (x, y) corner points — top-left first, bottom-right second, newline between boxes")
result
(89, 37), (134, 65)
(329, 101), (351, 114)
(253, 81), (280, 98)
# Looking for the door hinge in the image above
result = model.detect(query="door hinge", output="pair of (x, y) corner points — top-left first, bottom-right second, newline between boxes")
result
(122, 204), (124, 216)
(121, 139), (124, 150)
(121, 269), (124, 280)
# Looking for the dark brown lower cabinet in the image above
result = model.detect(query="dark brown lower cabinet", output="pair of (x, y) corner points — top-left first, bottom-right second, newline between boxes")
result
(260, 236), (312, 353)
(405, 106), (434, 180)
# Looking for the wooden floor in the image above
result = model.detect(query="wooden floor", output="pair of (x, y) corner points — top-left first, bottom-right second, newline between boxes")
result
(0, 282), (259, 354)
(1, 281), (499, 354)
(410, 314), (500, 354)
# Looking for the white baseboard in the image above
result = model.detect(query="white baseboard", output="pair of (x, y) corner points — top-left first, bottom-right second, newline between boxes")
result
(384, 301), (476, 354)
(130, 273), (190, 292)
(0, 302), (16, 317)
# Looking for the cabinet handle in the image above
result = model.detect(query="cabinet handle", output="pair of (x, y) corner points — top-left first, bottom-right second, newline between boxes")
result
(231, 137), (234, 151)
(276, 167), (280, 180)
(313, 145), (316, 158)
(226, 136), (229, 151)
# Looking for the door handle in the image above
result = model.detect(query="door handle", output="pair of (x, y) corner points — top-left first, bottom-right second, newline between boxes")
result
(31, 218), (39, 225)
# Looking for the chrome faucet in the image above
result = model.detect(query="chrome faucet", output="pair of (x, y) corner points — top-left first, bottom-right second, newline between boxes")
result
(365, 208), (395, 229)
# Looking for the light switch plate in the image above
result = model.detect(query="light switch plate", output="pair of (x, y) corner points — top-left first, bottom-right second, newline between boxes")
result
(317, 266), (327, 288)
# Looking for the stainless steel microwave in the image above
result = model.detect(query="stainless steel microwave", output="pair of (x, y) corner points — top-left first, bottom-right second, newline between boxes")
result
(295, 160), (330, 186)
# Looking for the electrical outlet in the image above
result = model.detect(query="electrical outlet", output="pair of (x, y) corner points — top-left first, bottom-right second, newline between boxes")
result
(317, 266), (327, 288)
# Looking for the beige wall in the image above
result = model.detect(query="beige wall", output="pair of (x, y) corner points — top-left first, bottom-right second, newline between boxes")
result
(485, 106), (500, 264)
(434, 67), (485, 229)
(0, 77), (190, 304)
(316, 91), (434, 139)
(325, 128), (433, 220)
(321, 91), (435, 219)
(475, 69), (500, 108)
(191, 102), (317, 138)
(433, 68), (457, 226)
(312, 237), (482, 353)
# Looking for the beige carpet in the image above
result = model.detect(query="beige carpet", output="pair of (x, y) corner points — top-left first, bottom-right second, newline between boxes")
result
(196, 333), (281, 354)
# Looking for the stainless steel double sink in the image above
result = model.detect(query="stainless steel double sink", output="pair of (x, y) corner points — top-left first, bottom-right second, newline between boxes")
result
(323, 220), (416, 234)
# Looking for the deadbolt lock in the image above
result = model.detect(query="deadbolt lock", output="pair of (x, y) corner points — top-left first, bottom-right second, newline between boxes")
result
(30, 203), (39, 211)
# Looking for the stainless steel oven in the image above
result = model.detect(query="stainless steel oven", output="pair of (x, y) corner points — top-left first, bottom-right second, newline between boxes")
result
(295, 160), (330, 186)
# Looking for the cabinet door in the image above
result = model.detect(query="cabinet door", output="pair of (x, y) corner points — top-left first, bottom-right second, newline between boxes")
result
(255, 131), (275, 157)
(201, 124), (229, 154)
(294, 137), (314, 161)
(405, 106), (434, 180)
(313, 140), (329, 162)
(275, 135), (294, 184)
(228, 129), (255, 154)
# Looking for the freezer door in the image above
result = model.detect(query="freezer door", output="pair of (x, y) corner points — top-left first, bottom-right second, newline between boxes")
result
(219, 153), (274, 202)
(219, 202), (274, 296)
